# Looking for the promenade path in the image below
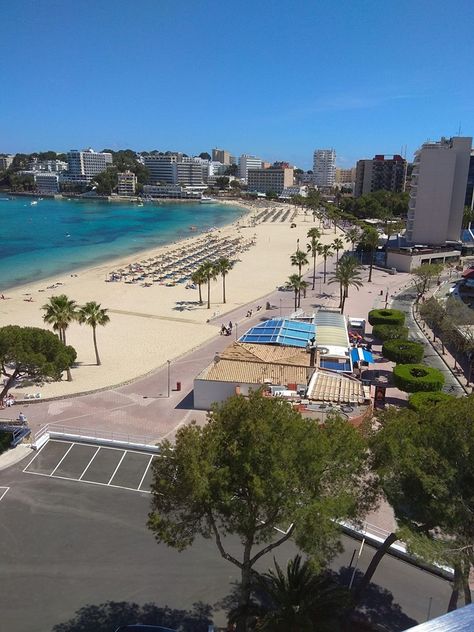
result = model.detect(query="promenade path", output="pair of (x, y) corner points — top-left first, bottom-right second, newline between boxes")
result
(4, 242), (468, 538)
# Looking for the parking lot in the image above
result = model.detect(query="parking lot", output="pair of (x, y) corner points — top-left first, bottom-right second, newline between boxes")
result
(23, 439), (157, 493)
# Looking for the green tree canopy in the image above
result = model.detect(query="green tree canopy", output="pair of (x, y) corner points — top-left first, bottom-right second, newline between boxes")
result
(215, 176), (230, 190)
(369, 396), (474, 609)
(92, 168), (118, 195)
(0, 325), (77, 399)
(412, 264), (444, 302)
(148, 391), (375, 629)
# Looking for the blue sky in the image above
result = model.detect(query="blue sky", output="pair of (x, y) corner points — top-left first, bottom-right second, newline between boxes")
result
(1, 0), (473, 168)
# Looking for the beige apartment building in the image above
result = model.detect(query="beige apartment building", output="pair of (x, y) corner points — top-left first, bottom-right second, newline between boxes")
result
(247, 167), (294, 194)
(212, 148), (231, 165)
(117, 170), (137, 196)
(406, 137), (472, 245)
(335, 167), (356, 184)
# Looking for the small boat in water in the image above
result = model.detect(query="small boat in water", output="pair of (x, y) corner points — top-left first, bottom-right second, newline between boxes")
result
(30, 201), (38, 205)
(200, 196), (216, 204)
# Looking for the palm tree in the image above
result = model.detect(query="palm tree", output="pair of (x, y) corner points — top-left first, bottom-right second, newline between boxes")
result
(41, 294), (77, 344)
(328, 256), (363, 313)
(200, 261), (218, 309)
(360, 227), (380, 282)
(332, 237), (345, 264)
(286, 274), (308, 309)
(76, 301), (110, 366)
(290, 249), (309, 277)
(256, 555), (349, 632)
(317, 244), (333, 284)
(215, 257), (234, 304)
(345, 227), (360, 252)
(42, 294), (78, 381)
(191, 268), (206, 305)
(383, 218), (405, 266)
(306, 228), (321, 290)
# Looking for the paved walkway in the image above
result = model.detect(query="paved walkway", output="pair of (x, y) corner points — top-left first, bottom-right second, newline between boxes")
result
(2, 240), (469, 538)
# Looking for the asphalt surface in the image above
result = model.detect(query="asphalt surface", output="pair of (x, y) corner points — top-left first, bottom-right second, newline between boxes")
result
(0, 444), (452, 632)
(391, 286), (465, 396)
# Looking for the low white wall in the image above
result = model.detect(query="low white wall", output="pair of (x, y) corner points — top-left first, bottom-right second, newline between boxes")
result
(193, 379), (254, 410)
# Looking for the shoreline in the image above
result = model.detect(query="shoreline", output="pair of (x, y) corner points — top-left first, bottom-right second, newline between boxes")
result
(0, 197), (249, 293)
(0, 199), (335, 400)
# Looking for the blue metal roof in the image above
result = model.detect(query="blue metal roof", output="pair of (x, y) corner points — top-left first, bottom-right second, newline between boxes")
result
(239, 318), (316, 348)
(461, 228), (474, 243)
(405, 604), (474, 631)
(351, 348), (374, 364)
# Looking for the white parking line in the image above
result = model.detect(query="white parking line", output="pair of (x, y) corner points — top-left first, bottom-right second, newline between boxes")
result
(21, 439), (153, 494)
(0, 487), (10, 501)
(22, 439), (57, 473)
(137, 455), (154, 491)
(78, 446), (101, 480)
(23, 470), (151, 494)
(107, 450), (127, 485)
(50, 443), (75, 476)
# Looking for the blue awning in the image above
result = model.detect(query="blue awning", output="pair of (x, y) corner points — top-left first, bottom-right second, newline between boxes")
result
(351, 348), (374, 364)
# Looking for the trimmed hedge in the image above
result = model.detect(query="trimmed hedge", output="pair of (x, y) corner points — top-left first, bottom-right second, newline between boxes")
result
(393, 364), (444, 393)
(382, 339), (424, 364)
(408, 391), (455, 412)
(368, 309), (405, 327)
(372, 324), (408, 342)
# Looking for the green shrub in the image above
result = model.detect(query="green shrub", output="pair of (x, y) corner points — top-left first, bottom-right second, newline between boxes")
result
(408, 391), (455, 412)
(393, 364), (444, 393)
(368, 309), (405, 327)
(372, 324), (408, 342)
(382, 339), (424, 364)
(0, 432), (12, 455)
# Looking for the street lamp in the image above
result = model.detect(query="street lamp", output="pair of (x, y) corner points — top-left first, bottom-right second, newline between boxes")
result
(167, 360), (171, 398)
(235, 322), (239, 341)
(279, 298), (282, 317)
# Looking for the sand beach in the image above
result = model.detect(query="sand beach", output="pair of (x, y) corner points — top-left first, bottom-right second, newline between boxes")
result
(0, 200), (343, 399)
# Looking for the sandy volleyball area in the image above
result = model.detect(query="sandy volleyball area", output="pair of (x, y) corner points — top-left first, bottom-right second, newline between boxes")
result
(0, 200), (342, 399)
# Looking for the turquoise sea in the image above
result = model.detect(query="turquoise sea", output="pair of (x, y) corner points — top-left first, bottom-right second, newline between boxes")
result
(0, 196), (244, 290)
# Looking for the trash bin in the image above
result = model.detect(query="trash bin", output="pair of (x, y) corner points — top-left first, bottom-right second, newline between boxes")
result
(390, 267), (397, 275)
(176, 381), (181, 391)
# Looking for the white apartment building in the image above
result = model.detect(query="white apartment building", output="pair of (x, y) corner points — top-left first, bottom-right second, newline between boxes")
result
(143, 155), (177, 184)
(0, 154), (15, 170)
(143, 155), (203, 186)
(406, 136), (472, 245)
(313, 148), (336, 188)
(67, 148), (113, 182)
(27, 159), (68, 173)
(143, 184), (201, 199)
(239, 155), (263, 182)
(34, 172), (60, 193)
(175, 161), (203, 186)
(279, 185), (308, 200)
(117, 170), (137, 196)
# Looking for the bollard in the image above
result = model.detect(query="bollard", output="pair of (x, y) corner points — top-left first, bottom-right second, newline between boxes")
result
(176, 381), (181, 391)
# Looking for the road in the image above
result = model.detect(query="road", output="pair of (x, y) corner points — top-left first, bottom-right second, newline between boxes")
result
(0, 454), (453, 632)
(391, 286), (465, 395)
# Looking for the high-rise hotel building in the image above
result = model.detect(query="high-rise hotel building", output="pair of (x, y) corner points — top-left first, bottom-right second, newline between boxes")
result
(66, 148), (113, 182)
(313, 149), (336, 188)
(406, 137), (472, 245)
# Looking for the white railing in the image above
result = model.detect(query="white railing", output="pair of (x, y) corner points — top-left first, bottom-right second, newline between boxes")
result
(33, 424), (161, 453)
